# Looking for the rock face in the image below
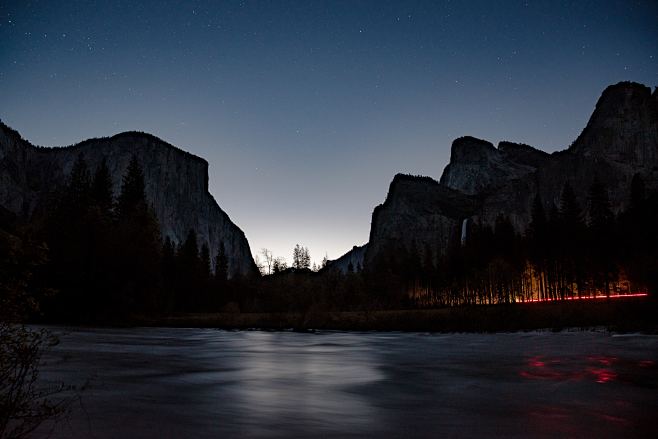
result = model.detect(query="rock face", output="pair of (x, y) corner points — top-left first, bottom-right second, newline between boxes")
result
(326, 244), (368, 274)
(570, 82), (658, 165)
(439, 137), (548, 195)
(365, 81), (658, 265)
(0, 123), (257, 277)
(365, 175), (477, 266)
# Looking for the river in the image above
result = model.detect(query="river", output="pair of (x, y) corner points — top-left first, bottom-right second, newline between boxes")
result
(35, 327), (658, 438)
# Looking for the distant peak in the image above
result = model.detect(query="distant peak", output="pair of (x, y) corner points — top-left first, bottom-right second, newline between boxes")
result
(449, 136), (497, 164)
(569, 81), (657, 161)
(587, 82), (653, 120)
(600, 81), (652, 97)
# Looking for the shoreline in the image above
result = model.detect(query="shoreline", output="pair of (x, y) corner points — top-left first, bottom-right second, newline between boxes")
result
(128, 297), (658, 333)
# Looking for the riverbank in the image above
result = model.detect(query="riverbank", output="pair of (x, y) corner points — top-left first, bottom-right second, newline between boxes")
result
(138, 296), (658, 332)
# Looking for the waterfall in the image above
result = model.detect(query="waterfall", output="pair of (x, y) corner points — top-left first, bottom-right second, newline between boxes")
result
(461, 218), (470, 246)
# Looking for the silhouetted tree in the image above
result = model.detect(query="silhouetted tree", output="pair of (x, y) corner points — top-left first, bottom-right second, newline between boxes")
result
(41, 154), (94, 320)
(175, 229), (201, 310)
(619, 174), (658, 297)
(527, 194), (549, 300)
(161, 237), (177, 311)
(68, 154), (91, 208)
(629, 173), (646, 212)
(587, 179), (616, 295)
(117, 156), (146, 217)
(558, 182), (585, 298)
(91, 158), (113, 213)
(114, 156), (161, 313)
(85, 161), (116, 316)
(528, 194), (547, 247)
(214, 242), (229, 283)
(272, 257), (287, 274)
(292, 244), (311, 270)
(200, 244), (211, 279)
(587, 178), (614, 231)
(261, 248), (273, 275)
(560, 182), (583, 234)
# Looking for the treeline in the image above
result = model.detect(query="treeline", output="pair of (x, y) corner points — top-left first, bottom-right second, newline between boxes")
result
(370, 176), (658, 307)
(256, 245), (329, 275)
(19, 155), (242, 323)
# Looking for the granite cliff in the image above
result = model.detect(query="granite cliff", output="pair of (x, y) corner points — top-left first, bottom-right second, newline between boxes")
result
(0, 123), (257, 277)
(439, 137), (548, 196)
(326, 244), (368, 274)
(365, 175), (477, 266)
(364, 81), (658, 266)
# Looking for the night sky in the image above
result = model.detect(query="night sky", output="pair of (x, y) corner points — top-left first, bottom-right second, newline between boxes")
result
(1, 1), (656, 265)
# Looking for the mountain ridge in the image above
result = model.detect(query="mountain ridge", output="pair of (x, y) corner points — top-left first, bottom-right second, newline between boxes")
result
(0, 121), (257, 277)
(363, 81), (658, 267)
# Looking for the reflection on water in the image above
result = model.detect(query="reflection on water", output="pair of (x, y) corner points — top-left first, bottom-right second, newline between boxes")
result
(36, 328), (658, 438)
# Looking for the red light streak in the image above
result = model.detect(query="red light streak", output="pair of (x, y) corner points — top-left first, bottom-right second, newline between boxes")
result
(525, 293), (648, 303)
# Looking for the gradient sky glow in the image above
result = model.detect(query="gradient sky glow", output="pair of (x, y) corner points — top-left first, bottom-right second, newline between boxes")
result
(1, 0), (657, 265)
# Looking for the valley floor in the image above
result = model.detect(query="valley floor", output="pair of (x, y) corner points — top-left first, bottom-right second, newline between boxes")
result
(140, 297), (657, 333)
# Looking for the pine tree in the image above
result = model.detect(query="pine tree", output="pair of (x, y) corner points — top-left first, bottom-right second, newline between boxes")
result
(84, 159), (116, 317)
(494, 215), (515, 258)
(114, 156), (162, 312)
(91, 158), (113, 212)
(175, 230), (201, 310)
(200, 243), (211, 280)
(587, 179), (616, 296)
(301, 246), (311, 269)
(162, 237), (176, 266)
(629, 173), (646, 213)
(528, 193), (547, 243)
(44, 153), (92, 320)
(161, 237), (177, 311)
(587, 178), (613, 230)
(558, 182), (585, 298)
(214, 242), (229, 282)
(68, 154), (91, 209)
(272, 257), (286, 274)
(117, 156), (146, 217)
(292, 244), (301, 269)
(559, 182), (583, 230)
(291, 244), (311, 270)
(179, 230), (199, 266)
(212, 241), (230, 308)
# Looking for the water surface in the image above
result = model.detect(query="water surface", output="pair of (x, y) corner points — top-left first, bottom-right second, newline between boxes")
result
(37, 327), (658, 438)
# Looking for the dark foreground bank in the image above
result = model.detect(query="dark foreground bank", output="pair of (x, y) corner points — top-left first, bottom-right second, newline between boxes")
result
(138, 297), (658, 332)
